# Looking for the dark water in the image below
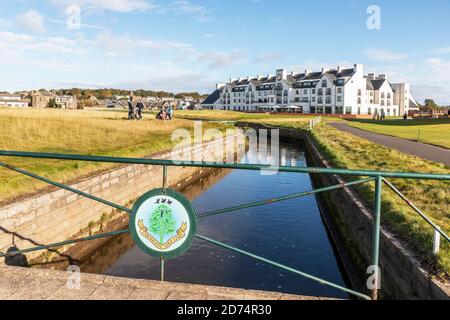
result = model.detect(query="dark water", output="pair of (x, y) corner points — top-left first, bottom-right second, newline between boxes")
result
(95, 140), (349, 299)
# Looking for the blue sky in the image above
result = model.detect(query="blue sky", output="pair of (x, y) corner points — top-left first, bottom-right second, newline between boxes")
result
(1, 0), (450, 103)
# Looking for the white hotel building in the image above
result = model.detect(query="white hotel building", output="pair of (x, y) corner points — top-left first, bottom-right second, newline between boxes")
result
(202, 64), (419, 116)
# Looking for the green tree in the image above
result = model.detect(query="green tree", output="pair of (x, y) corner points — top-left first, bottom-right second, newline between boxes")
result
(149, 204), (176, 244)
(47, 98), (58, 108)
(423, 99), (438, 110)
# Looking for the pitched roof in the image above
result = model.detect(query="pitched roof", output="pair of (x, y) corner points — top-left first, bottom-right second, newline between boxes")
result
(370, 79), (386, 90)
(366, 78), (374, 90)
(202, 89), (221, 105)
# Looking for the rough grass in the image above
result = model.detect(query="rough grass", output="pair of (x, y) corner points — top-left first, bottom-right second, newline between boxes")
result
(345, 118), (450, 149)
(175, 110), (318, 121)
(311, 124), (450, 278)
(0, 108), (231, 203)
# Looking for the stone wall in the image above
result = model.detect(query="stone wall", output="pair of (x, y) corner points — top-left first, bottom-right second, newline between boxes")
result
(0, 132), (245, 263)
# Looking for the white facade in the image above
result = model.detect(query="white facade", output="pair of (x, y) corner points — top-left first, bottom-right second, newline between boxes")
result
(0, 94), (28, 108)
(202, 64), (418, 116)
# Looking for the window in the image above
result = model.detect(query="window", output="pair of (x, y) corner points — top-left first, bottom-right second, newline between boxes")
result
(337, 88), (342, 94)
(321, 80), (327, 87)
(312, 97), (316, 102)
(337, 96), (342, 102)
(318, 89), (323, 95)
(387, 93), (391, 99)
(296, 90), (299, 95)
(345, 107), (352, 114)
(310, 106), (316, 114)
(302, 97), (309, 103)
(357, 107), (361, 115)
(381, 100), (385, 106)
(387, 100), (391, 106)
(335, 106), (343, 114)
(317, 106), (324, 114)
(326, 88), (331, 95)
(312, 89), (316, 94)
(357, 97), (361, 105)
(283, 90), (288, 96)
(325, 106), (332, 114)
(381, 92), (385, 99)
(368, 108), (372, 115)
(318, 97), (323, 104)
(303, 89), (308, 94)
(326, 97), (331, 104)
(357, 89), (362, 96)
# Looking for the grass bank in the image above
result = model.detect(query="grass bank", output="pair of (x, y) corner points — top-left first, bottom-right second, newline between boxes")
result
(0, 108), (231, 203)
(311, 124), (449, 278)
(345, 118), (450, 149)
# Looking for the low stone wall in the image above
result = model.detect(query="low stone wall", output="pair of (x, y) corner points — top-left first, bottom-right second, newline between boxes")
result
(0, 132), (245, 263)
(237, 122), (449, 300)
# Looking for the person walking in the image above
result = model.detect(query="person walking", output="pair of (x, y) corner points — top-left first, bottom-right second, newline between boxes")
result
(167, 104), (173, 120)
(136, 100), (144, 120)
(127, 99), (134, 120)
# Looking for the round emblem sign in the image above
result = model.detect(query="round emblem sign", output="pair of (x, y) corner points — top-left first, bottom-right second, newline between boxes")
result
(129, 188), (197, 259)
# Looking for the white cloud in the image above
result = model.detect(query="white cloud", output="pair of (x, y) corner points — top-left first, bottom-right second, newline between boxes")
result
(430, 47), (450, 54)
(364, 49), (408, 61)
(167, 0), (211, 21)
(411, 85), (450, 105)
(17, 10), (46, 35)
(199, 50), (247, 69)
(255, 52), (283, 63)
(49, 0), (155, 13)
(423, 58), (450, 82)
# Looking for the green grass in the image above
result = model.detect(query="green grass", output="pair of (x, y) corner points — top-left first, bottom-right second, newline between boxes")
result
(0, 108), (231, 203)
(345, 118), (450, 149)
(311, 124), (450, 278)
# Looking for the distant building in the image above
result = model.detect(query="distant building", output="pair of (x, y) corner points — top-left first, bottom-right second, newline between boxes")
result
(31, 91), (77, 109)
(55, 95), (77, 109)
(202, 64), (419, 116)
(31, 91), (54, 108)
(0, 94), (29, 108)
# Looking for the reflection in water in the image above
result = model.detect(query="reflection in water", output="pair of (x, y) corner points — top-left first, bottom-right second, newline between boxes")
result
(42, 140), (348, 299)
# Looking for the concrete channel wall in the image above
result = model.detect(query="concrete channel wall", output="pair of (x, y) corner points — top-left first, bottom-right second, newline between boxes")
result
(0, 132), (245, 263)
(238, 122), (449, 300)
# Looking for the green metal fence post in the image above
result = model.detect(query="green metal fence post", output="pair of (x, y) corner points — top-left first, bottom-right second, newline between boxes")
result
(161, 165), (167, 281)
(370, 175), (382, 300)
(160, 256), (165, 282)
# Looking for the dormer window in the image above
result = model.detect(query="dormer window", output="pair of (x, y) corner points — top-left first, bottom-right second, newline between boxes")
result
(321, 80), (327, 88)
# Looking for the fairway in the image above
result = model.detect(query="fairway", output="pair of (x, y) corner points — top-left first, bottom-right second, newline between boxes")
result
(345, 119), (450, 149)
(0, 108), (231, 203)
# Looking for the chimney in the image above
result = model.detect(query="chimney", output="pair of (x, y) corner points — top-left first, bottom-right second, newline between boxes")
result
(290, 71), (295, 76)
(367, 73), (375, 79)
(354, 63), (363, 74)
(321, 67), (329, 74)
(238, 77), (242, 82)
(304, 69), (311, 75)
(216, 83), (225, 90)
(337, 66), (342, 73)
(378, 74), (386, 80)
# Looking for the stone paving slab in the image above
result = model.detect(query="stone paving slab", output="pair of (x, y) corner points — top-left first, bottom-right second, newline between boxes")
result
(0, 265), (334, 300)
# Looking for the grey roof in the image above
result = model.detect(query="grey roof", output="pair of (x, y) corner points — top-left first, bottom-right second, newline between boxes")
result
(409, 99), (419, 108)
(366, 78), (374, 90)
(202, 89), (220, 105)
(371, 79), (386, 90)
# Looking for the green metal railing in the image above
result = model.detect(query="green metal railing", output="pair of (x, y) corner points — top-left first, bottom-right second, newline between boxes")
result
(0, 150), (449, 301)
